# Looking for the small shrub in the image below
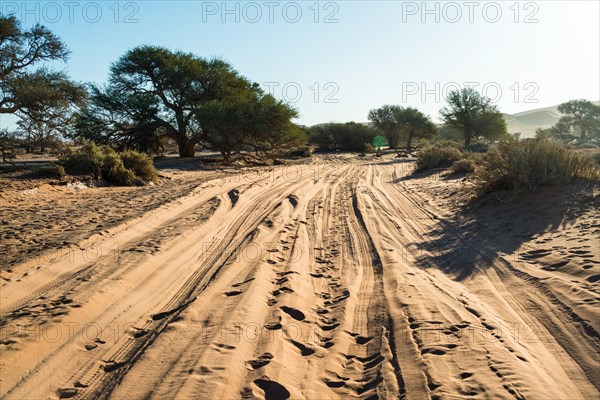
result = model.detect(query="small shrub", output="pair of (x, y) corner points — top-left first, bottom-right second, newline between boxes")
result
(61, 142), (158, 186)
(451, 159), (477, 174)
(591, 152), (600, 167)
(102, 151), (137, 186)
(120, 150), (158, 182)
(62, 141), (104, 179)
(430, 139), (463, 149)
(415, 144), (462, 173)
(572, 154), (600, 181)
(36, 164), (66, 179)
(466, 142), (489, 153)
(474, 139), (600, 193)
(363, 143), (376, 153)
(284, 146), (312, 158)
(450, 153), (484, 174)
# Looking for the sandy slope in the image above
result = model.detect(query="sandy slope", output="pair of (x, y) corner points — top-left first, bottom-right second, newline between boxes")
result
(1, 155), (598, 399)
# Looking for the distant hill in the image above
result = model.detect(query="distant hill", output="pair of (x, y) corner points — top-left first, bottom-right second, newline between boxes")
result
(504, 101), (600, 138)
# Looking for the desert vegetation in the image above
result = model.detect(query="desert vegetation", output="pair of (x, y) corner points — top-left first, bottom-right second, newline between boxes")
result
(61, 142), (157, 185)
(414, 137), (600, 195)
(535, 99), (600, 144)
(2, 15), (598, 193)
(1, 12), (599, 400)
(308, 122), (376, 152)
(474, 139), (600, 192)
(1, 16), (305, 169)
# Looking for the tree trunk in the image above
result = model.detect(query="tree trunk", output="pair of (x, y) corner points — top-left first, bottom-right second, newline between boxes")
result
(174, 111), (195, 157)
(177, 139), (195, 157)
(406, 131), (414, 150)
(464, 132), (472, 148)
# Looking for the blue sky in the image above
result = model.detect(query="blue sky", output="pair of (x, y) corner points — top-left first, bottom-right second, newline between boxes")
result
(1, 0), (599, 127)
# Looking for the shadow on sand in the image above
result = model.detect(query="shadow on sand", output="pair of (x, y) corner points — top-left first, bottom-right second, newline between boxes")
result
(410, 180), (598, 281)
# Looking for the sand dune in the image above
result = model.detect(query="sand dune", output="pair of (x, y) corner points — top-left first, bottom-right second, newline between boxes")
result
(503, 101), (600, 138)
(1, 155), (598, 399)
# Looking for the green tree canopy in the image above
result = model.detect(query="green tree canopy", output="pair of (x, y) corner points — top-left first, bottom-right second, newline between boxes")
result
(309, 122), (376, 152)
(74, 45), (302, 158)
(197, 93), (305, 161)
(368, 105), (436, 150)
(0, 16), (85, 117)
(368, 105), (402, 150)
(396, 107), (437, 149)
(555, 99), (599, 141)
(439, 87), (507, 147)
(75, 46), (257, 157)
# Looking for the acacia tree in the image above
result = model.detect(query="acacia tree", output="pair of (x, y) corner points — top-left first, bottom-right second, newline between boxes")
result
(72, 84), (171, 153)
(555, 99), (599, 141)
(77, 46), (257, 157)
(397, 107), (437, 150)
(440, 88), (507, 147)
(368, 105), (402, 151)
(75, 46), (303, 158)
(197, 92), (305, 161)
(16, 101), (76, 152)
(0, 16), (84, 117)
(0, 128), (20, 163)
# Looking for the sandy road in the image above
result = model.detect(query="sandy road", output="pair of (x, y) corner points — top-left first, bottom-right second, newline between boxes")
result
(1, 156), (598, 399)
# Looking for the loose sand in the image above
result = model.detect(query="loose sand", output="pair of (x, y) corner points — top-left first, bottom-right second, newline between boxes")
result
(1, 154), (598, 399)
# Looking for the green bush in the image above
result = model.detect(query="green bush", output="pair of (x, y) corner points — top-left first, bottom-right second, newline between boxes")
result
(450, 152), (484, 174)
(451, 159), (477, 174)
(61, 142), (158, 186)
(466, 142), (489, 153)
(309, 122), (376, 152)
(62, 141), (105, 179)
(120, 150), (158, 182)
(474, 139), (600, 193)
(415, 144), (463, 172)
(102, 151), (137, 186)
(283, 146), (312, 158)
(36, 164), (66, 179)
(430, 139), (463, 149)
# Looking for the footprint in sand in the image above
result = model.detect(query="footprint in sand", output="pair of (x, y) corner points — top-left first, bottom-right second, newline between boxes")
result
(253, 378), (290, 400)
(275, 277), (289, 285)
(214, 343), (236, 353)
(355, 335), (373, 345)
(57, 387), (78, 398)
(245, 352), (274, 370)
(421, 344), (456, 355)
(264, 322), (282, 330)
(586, 274), (600, 283)
(267, 298), (278, 306)
(131, 328), (149, 339)
(280, 306), (305, 321)
(289, 339), (315, 356)
(232, 278), (255, 287)
(323, 379), (346, 388)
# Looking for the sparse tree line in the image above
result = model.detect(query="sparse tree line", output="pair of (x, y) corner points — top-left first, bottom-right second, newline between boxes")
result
(309, 88), (508, 153)
(1, 15), (599, 167)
